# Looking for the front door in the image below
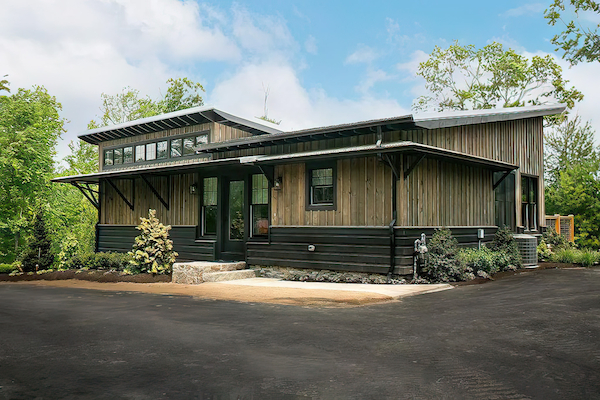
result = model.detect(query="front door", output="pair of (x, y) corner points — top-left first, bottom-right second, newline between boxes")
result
(220, 176), (247, 260)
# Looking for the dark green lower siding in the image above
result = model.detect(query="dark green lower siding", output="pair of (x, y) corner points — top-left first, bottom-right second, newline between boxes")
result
(97, 225), (215, 261)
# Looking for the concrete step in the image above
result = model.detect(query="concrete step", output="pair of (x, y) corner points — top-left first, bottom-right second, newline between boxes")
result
(202, 269), (256, 283)
(172, 261), (247, 284)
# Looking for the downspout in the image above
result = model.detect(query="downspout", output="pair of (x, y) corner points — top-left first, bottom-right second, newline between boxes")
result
(387, 176), (397, 279)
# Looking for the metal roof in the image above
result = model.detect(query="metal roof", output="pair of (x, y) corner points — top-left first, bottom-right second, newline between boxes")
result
(240, 141), (518, 171)
(413, 104), (566, 129)
(78, 106), (283, 145)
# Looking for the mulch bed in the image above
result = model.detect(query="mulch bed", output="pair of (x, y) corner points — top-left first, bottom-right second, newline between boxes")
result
(0, 270), (171, 283)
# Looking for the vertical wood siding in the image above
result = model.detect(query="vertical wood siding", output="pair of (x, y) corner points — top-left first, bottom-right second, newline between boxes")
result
(100, 173), (198, 226)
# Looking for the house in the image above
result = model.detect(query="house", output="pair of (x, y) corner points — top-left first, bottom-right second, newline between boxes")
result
(52, 104), (565, 275)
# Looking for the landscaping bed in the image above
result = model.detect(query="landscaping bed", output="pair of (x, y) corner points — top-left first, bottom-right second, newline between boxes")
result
(0, 270), (171, 283)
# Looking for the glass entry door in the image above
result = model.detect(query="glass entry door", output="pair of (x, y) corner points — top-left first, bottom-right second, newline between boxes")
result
(220, 178), (246, 260)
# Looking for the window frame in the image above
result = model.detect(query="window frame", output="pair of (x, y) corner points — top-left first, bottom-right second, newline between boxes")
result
(201, 176), (218, 237)
(521, 174), (539, 232)
(102, 130), (210, 170)
(250, 173), (269, 238)
(305, 162), (337, 211)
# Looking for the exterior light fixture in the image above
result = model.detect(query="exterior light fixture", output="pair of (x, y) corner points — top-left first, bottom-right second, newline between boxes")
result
(189, 183), (198, 195)
(274, 177), (282, 190)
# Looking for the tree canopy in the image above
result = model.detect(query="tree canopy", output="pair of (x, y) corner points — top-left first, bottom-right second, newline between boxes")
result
(413, 41), (583, 121)
(0, 86), (65, 258)
(545, 0), (600, 65)
(88, 77), (205, 129)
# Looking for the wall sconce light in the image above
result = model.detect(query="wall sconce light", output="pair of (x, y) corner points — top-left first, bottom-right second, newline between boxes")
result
(274, 177), (282, 190)
(189, 183), (198, 195)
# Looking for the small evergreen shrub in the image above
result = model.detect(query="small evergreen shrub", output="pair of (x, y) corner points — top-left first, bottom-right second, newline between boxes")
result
(65, 252), (132, 271)
(488, 227), (522, 270)
(543, 228), (574, 251)
(127, 209), (178, 275)
(21, 211), (55, 272)
(421, 228), (473, 282)
(537, 239), (552, 261)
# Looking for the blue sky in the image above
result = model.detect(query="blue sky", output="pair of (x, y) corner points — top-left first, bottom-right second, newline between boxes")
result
(1, 1), (599, 162)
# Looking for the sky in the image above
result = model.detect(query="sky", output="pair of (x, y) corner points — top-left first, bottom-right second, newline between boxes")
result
(2, 0), (600, 163)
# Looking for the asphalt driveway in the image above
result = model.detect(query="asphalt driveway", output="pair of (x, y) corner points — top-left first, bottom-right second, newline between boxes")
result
(1, 267), (599, 399)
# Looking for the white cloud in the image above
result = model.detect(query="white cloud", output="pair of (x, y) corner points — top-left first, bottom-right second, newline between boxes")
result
(209, 61), (408, 132)
(500, 3), (545, 17)
(305, 35), (318, 55)
(345, 45), (379, 65)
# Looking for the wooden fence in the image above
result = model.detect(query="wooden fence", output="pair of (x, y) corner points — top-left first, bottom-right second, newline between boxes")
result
(545, 214), (575, 242)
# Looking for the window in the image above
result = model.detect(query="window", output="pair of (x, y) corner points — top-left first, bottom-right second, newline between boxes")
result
(183, 137), (195, 156)
(104, 149), (114, 166)
(146, 142), (156, 161)
(251, 174), (269, 237)
(171, 138), (182, 158)
(494, 171), (515, 230)
(135, 144), (145, 162)
(123, 146), (133, 164)
(202, 177), (218, 235)
(114, 148), (123, 165)
(307, 165), (335, 210)
(157, 141), (168, 159)
(102, 131), (209, 169)
(196, 134), (208, 146)
(522, 176), (538, 231)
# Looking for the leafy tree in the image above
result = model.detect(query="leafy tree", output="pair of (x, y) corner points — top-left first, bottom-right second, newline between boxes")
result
(545, 115), (598, 183)
(545, 0), (600, 65)
(414, 41), (583, 123)
(0, 86), (65, 261)
(0, 75), (9, 94)
(62, 140), (98, 175)
(546, 160), (600, 248)
(20, 210), (55, 272)
(88, 77), (205, 129)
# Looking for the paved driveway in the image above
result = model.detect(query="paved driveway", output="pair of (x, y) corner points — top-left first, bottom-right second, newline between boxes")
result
(1, 267), (599, 399)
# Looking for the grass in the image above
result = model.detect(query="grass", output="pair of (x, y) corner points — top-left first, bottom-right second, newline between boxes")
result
(551, 248), (600, 267)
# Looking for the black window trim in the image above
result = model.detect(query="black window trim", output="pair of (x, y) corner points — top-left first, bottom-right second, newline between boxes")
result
(305, 161), (337, 211)
(102, 130), (210, 170)
(521, 173), (539, 233)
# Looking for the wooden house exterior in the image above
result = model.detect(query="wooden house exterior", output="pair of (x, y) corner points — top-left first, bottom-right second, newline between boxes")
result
(53, 105), (564, 275)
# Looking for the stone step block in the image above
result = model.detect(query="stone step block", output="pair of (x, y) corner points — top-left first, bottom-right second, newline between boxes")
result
(172, 261), (247, 284)
(202, 269), (256, 283)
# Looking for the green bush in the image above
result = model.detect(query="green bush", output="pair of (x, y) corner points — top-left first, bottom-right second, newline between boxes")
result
(0, 263), (17, 274)
(543, 228), (574, 251)
(57, 235), (79, 270)
(64, 252), (132, 271)
(421, 228), (474, 282)
(576, 249), (600, 267)
(20, 211), (55, 272)
(537, 239), (552, 261)
(457, 247), (499, 278)
(127, 209), (178, 275)
(488, 227), (522, 270)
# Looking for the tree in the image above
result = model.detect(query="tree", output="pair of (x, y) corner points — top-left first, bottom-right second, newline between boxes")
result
(413, 41), (583, 122)
(0, 75), (9, 94)
(20, 210), (55, 272)
(545, 115), (598, 183)
(545, 160), (600, 248)
(88, 77), (205, 129)
(0, 86), (65, 261)
(545, 0), (600, 65)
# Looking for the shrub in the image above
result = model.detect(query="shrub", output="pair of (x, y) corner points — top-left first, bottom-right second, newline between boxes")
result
(543, 228), (574, 251)
(421, 228), (473, 282)
(64, 252), (132, 271)
(57, 235), (79, 270)
(457, 247), (499, 278)
(20, 211), (55, 272)
(488, 227), (522, 270)
(551, 248), (578, 264)
(576, 249), (600, 267)
(127, 209), (178, 275)
(537, 239), (552, 261)
(0, 263), (17, 274)
(551, 248), (600, 266)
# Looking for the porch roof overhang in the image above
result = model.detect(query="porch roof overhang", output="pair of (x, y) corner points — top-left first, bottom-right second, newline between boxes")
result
(78, 106), (283, 145)
(239, 141), (518, 172)
(51, 157), (244, 184)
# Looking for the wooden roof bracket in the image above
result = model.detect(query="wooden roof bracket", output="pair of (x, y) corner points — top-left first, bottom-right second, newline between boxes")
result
(139, 174), (169, 210)
(70, 182), (99, 209)
(106, 178), (134, 211)
(404, 154), (426, 180)
(493, 170), (514, 190)
(257, 165), (275, 187)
